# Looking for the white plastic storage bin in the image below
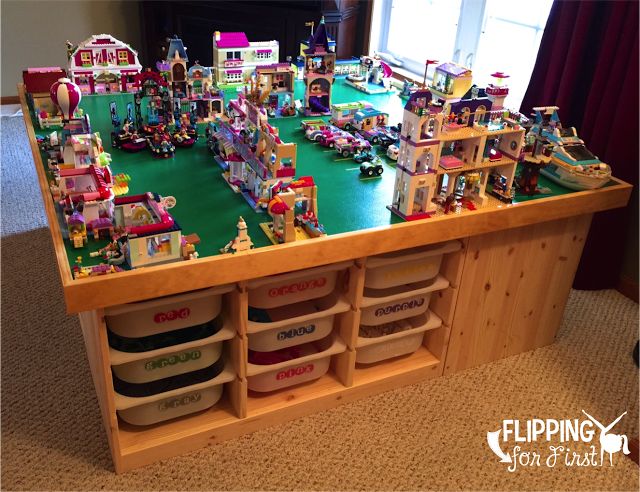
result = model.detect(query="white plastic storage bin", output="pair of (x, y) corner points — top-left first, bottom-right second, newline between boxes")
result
(356, 311), (442, 364)
(247, 334), (346, 392)
(360, 275), (449, 325)
(105, 285), (232, 338)
(365, 240), (461, 289)
(115, 363), (235, 426)
(247, 293), (350, 351)
(247, 261), (352, 309)
(110, 321), (235, 384)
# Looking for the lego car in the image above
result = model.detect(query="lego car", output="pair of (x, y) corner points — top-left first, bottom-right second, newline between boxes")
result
(336, 138), (371, 157)
(359, 160), (384, 177)
(319, 130), (355, 148)
(353, 150), (376, 163)
(305, 124), (338, 142)
(300, 119), (326, 131)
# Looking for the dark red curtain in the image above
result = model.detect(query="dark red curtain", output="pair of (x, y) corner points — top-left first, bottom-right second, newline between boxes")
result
(520, 0), (639, 289)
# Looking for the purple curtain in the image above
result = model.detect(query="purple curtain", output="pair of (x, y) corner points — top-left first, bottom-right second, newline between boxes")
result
(521, 0), (639, 289)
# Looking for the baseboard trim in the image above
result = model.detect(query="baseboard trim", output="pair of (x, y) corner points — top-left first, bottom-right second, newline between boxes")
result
(1, 96), (20, 105)
(617, 276), (639, 303)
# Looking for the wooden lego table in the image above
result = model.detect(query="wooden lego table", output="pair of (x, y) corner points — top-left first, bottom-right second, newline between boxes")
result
(19, 85), (632, 472)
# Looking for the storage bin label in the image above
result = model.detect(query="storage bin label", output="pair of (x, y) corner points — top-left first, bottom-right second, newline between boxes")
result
(276, 364), (314, 380)
(145, 350), (202, 371)
(154, 307), (191, 324)
(277, 324), (315, 341)
(268, 277), (327, 298)
(158, 391), (202, 411)
(374, 298), (424, 317)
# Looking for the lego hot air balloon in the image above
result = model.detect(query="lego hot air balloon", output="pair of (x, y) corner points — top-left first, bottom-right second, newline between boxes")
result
(50, 78), (82, 121)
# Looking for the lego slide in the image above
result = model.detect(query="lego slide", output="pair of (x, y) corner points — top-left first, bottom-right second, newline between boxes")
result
(308, 96), (329, 114)
(380, 61), (393, 79)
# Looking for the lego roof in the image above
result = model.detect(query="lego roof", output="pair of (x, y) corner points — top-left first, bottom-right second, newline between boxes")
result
(354, 108), (386, 120)
(304, 17), (335, 55)
(437, 63), (471, 77)
(404, 90), (433, 111)
(167, 36), (188, 61)
(216, 32), (250, 48)
(68, 34), (142, 73)
(188, 63), (211, 77)
(71, 34), (139, 56)
(22, 67), (67, 94)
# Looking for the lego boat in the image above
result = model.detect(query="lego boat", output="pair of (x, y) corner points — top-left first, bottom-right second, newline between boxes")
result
(529, 106), (611, 191)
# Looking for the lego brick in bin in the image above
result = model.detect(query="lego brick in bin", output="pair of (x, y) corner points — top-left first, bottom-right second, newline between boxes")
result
(360, 276), (449, 325)
(113, 356), (225, 397)
(108, 314), (223, 352)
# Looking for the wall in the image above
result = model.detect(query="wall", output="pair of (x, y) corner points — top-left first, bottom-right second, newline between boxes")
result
(1, 0), (141, 97)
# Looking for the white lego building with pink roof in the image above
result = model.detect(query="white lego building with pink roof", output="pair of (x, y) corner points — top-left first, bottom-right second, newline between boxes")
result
(212, 31), (279, 85)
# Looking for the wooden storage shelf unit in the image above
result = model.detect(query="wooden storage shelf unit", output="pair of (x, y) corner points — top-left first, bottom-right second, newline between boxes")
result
(79, 243), (463, 472)
(18, 85), (633, 473)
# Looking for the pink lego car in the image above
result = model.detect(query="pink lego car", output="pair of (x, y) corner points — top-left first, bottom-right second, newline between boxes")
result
(319, 129), (355, 148)
(335, 138), (372, 157)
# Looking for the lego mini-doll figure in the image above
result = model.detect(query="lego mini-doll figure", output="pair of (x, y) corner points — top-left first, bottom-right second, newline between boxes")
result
(102, 234), (128, 266)
(121, 119), (132, 136)
(443, 193), (458, 214)
(325, 59), (333, 73)
(174, 127), (189, 143)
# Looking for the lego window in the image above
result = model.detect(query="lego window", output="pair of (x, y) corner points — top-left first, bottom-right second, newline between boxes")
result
(371, 0), (553, 109)
(146, 234), (173, 258)
(81, 52), (91, 64)
(226, 51), (233, 60)
(118, 51), (128, 62)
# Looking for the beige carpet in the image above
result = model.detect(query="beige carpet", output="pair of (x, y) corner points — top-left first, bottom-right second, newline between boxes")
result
(1, 115), (639, 490)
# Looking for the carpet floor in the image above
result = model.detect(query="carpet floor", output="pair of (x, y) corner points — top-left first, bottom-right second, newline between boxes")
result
(1, 115), (638, 491)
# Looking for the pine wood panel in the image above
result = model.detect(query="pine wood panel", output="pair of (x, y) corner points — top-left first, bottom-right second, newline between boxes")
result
(430, 286), (458, 326)
(444, 214), (593, 374)
(423, 323), (451, 369)
(78, 310), (122, 472)
(440, 239), (468, 288)
(228, 378), (247, 419)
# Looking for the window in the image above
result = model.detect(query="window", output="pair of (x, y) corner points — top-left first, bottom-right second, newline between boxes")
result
(118, 51), (128, 63)
(371, 0), (553, 109)
(146, 234), (173, 258)
(81, 52), (91, 65)
(226, 72), (242, 83)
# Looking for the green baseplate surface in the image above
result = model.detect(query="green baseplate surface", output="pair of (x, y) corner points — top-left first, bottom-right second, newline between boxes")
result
(31, 78), (578, 272)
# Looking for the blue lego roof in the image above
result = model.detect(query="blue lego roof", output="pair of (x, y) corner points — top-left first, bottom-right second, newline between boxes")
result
(188, 64), (211, 78)
(353, 108), (386, 121)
